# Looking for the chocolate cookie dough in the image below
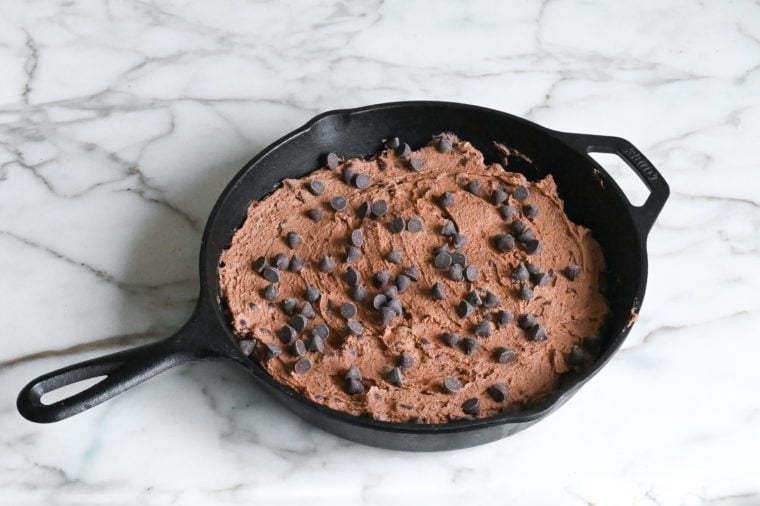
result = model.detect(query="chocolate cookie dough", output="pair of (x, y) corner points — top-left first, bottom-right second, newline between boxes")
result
(219, 134), (608, 423)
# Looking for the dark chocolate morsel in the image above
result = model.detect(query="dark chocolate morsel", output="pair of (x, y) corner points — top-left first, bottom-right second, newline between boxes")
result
(273, 253), (290, 270)
(518, 283), (534, 300)
(308, 179), (325, 195)
(475, 319), (492, 337)
(347, 319), (364, 335)
(289, 256), (305, 273)
(531, 271), (551, 287)
(319, 255), (336, 273)
(264, 343), (281, 360)
(451, 252), (467, 265)
(494, 233), (515, 252)
(399, 352), (414, 369)
(431, 282), (446, 300)
(371, 200), (388, 217)
(350, 284), (368, 302)
(385, 137), (400, 150)
(443, 377), (462, 394)
(495, 347), (516, 364)
(403, 265), (421, 282)
(290, 314), (307, 332)
(289, 339), (306, 357)
(239, 339), (256, 356)
(441, 220), (457, 236)
(395, 143), (411, 157)
(434, 251), (452, 269)
(330, 196), (348, 212)
(282, 298), (298, 316)
(346, 246), (362, 263)
(305, 285), (321, 303)
(395, 274), (412, 293)
(349, 229), (364, 248)
(372, 293), (388, 310)
(510, 220), (527, 235)
(462, 337), (481, 355)
(345, 364), (362, 381)
(300, 301), (316, 319)
(465, 265), (480, 282)
(313, 323), (330, 339)
(340, 302), (357, 319)
(517, 313), (537, 329)
(496, 310), (513, 326)
(500, 205), (517, 220)
(462, 397), (481, 416)
(252, 256), (268, 272)
(387, 249), (403, 264)
(437, 137), (453, 153)
(441, 332), (461, 347)
(517, 228), (536, 243)
(491, 188), (508, 205)
(563, 265), (582, 280)
(357, 201), (371, 218)
(452, 233), (467, 249)
(487, 383), (508, 402)
(383, 285), (399, 300)
(385, 298), (403, 316)
(346, 378), (364, 394)
(568, 345), (586, 366)
(466, 180), (481, 195)
(523, 203), (539, 219)
(380, 306), (397, 326)
(526, 263), (540, 274)
(278, 325), (297, 344)
(512, 263), (529, 281)
(407, 217), (423, 233)
(342, 165), (356, 185)
(374, 270), (391, 288)
(513, 185), (529, 201)
(294, 357), (312, 374)
(457, 299), (475, 318)
(408, 157), (424, 171)
(449, 263), (464, 281)
(522, 239), (541, 255)
(465, 290), (482, 306)
(483, 291), (500, 308)
(387, 366), (404, 386)
(527, 324), (547, 341)
(344, 267), (361, 286)
(389, 216), (406, 233)
(307, 334), (325, 353)
(440, 191), (455, 207)
(354, 173), (372, 189)
(263, 283), (278, 301)
(286, 231), (303, 249)
(307, 208), (323, 222)
(326, 152), (340, 170)
(262, 266), (280, 283)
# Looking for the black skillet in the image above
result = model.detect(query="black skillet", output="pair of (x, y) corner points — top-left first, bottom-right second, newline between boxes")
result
(17, 101), (669, 451)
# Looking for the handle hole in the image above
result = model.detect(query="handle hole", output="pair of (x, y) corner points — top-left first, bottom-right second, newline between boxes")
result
(40, 375), (107, 405)
(588, 152), (651, 206)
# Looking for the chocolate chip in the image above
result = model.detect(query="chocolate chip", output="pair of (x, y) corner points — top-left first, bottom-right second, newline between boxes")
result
(389, 216), (406, 233)
(466, 180), (481, 195)
(500, 205), (517, 220)
(313, 323), (330, 339)
(294, 357), (312, 374)
(239, 339), (256, 356)
(407, 217), (423, 233)
(475, 319), (492, 337)
(282, 298), (298, 315)
(319, 255), (336, 273)
(408, 157), (424, 171)
(395, 143), (411, 157)
(523, 203), (539, 219)
(278, 325), (297, 344)
(342, 165), (356, 185)
(496, 310), (513, 326)
(517, 228), (536, 243)
(512, 263), (529, 281)
(522, 239), (541, 255)
(289, 256), (305, 273)
(434, 251), (452, 269)
(531, 271), (551, 287)
(307, 208), (323, 222)
(492, 188), (508, 205)
(583, 335), (601, 352)
(440, 192), (455, 207)
(483, 291), (500, 308)
(510, 220), (527, 235)
(307, 334), (325, 353)
(517, 283), (534, 300)
(350, 284), (368, 302)
(527, 324), (547, 341)
(448, 264), (464, 281)
(387, 367), (404, 386)
(340, 302), (357, 319)
(526, 262), (540, 275)
(264, 343), (281, 360)
(431, 282), (446, 300)
(465, 265), (479, 282)
(442, 332), (460, 347)
(395, 274), (412, 293)
(305, 285), (321, 303)
(371, 200), (388, 217)
(347, 319), (363, 335)
(346, 378), (364, 394)
(451, 252), (467, 265)
(289, 314), (307, 333)
(308, 179), (325, 195)
(443, 377), (462, 394)
(273, 252), (290, 270)
(513, 185), (529, 201)
(357, 201), (371, 218)
(568, 345), (586, 366)
(383, 285), (399, 300)
(385, 298), (403, 316)
(465, 290), (482, 306)
(403, 265), (421, 282)
(344, 365), (362, 381)
(330, 196), (347, 212)
(437, 138), (453, 153)
(462, 397), (480, 416)
(452, 233), (467, 249)
(372, 293), (388, 310)
(326, 152), (340, 170)
(380, 306), (397, 326)
(262, 267), (280, 283)
(495, 347), (516, 364)
(342, 267), (360, 287)
(253, 256), (268, 272)
(494, 233), (515, 252)
(518, 314), (537, 329)
(345, 246), (362, 263)
(300, 301), (316, 319)
(563, 265), (582, 280)
(457, 299), (475, 318)
(289, 339), (306, 356)
(441, 220), (457, 236)
(374, 270), (390, 288)
(487, 383), (508, 402)
(386, 249), (403, 264)
(399, 352), (414, 369)
(435, 243), (450, 254)
(263, 283), (278, 301)
(385, 137), (400, 150)
(348, 229), (364, 248)
(354, 173), (371, 189)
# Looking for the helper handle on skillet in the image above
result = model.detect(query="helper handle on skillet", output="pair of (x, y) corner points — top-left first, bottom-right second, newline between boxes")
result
(556, 133), (670, 238)
(17, 305), (225, 423)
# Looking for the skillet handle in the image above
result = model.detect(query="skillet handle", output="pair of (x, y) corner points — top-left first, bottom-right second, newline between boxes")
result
(558, 133), (670, 238)
(17, 309), (224, 423)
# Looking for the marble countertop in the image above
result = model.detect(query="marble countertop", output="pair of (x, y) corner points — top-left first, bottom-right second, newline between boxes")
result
(1, 0), (758, 504)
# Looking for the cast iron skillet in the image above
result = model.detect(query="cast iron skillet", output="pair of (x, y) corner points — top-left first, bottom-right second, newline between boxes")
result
(17, 101), (669, 451)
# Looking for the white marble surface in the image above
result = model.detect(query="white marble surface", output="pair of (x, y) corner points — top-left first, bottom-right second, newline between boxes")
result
(1, 0), (759, 504)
